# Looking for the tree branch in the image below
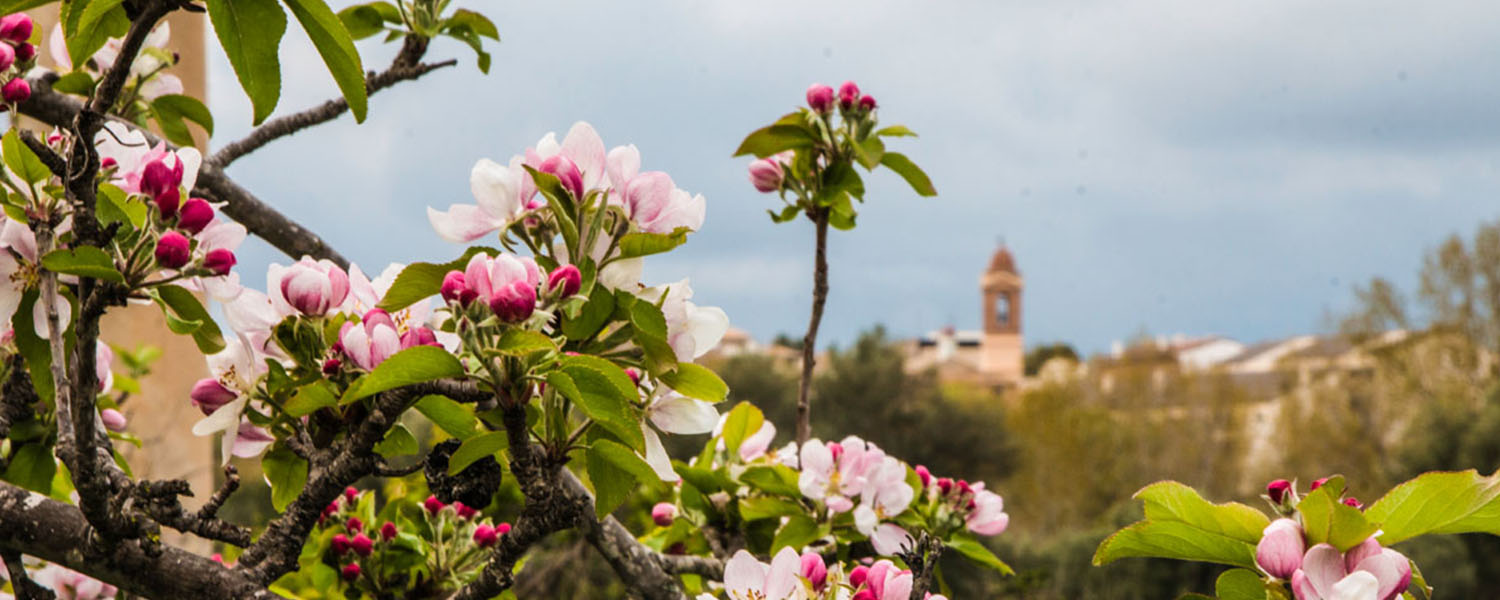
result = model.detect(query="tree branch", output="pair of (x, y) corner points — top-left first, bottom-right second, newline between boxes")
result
(2, 548), (55, 600)
(210, 34), (456, 168)
(0, 480), (286, 599)
(796, 206), (830, 445)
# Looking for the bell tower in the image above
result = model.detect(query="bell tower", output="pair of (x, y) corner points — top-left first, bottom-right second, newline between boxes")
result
(980, 244), (1024, 385)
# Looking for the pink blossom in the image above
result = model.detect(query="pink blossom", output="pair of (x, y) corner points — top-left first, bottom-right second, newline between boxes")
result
(177, 197), (214, 233)
(1257, 519), (1305, 580)
(400, 326), (439, 349)
(0, 44), (14, 72)
(798, 436), (887, 512)
(862, 559), (915, 600)
(539, 155), (584, 199)
(966, 486), (1010, 536)
(806, 83), (835, 113)
(230, 421), (273, 458)
(100, 408), (127, 432)
(801, 552), (828, 591)
(651, 502), (677, 527)
(623, 171), (705, 234)
(721, 548), (803, 600)
(204, 248), (236, 276)
(270, 257), (350, 316)
(1290, 542), (1411, 600)
(441, 271), (473, 305)
(190, 378), (236, 415)
(635, 279), (729, 362)
(31, 564), (117, 600)
(747, 152), (791, 193)
(340, 309), (402, 370)
(154, 231), (191, 269)
(462, 253), (540, 323)
(547, 264), (582, 297)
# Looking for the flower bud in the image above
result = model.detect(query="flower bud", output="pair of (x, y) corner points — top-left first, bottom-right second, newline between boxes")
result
(1343, 497), (1363, 510)
(838, 81), (861, 110)
(806, 83), (835, 114)
(747, 157), (785, 193)
(346, 517), (364, 533)
(548, 264), (582, 297)
(331, 533), (351, 555)
(851, 591), (876, 600)
(489, 280), (536, 323)
(350, 533), (373, 556)
(625, 368), (641, 387)
(177, 197), (214, 233)
(204, 248), (236, 276)
(322, 357), (342, 375)
(344, 487), (359, 503)
(496, 522), (511, 536)
(154, 187), (181, 219)
(100, 408), (127, 432)
(2, 77), (29, 103)
(1310, 477), (1329, 491)
(827, 441), (844, 463)
(801, 552), (828, 591)
(140, 158), (182, 200)
(400, 327), (439, 349)
(1255, 518), (1305, 579)
(423, 495), (446, 514)
(340, 563), (360, 582)
(849, 565), (870, 588)
(0, 14), (33, 43)
(651, 502), (677, 527)
(380, 521), (397, 541)
(440, 271), (472, 305)
(154, 231), (191, 269)
(915, 465), (932, 488)
(539, 155), (585, 200)
(100, 157), (117, 171)
(859, 95), (877, 111)
(454, 502), (477, 519)
(0, 44), (14, 72)
(13, 43), (33, 63)
(473, 523), (499, 548)
(937, 477), (954, 495)
(1266, 479), (1291, 504)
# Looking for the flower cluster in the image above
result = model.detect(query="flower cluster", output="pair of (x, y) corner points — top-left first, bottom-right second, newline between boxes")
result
(1255, 479), (1411, 600)
(704, 549), (948, 600)
(0, 13), (34, 104)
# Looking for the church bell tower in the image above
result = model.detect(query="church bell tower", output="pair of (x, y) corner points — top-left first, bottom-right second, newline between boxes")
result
(980, 245), (1024, 385)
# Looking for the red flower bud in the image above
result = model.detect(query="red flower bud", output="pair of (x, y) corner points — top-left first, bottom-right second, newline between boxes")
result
(651, 502), (677, 527)
(858, 95), (877, 111)
(806, 83), (835, 114)
(154, 186), (181, 219)
(400, 327), (439, 349)
(13, 43), (33, 63)
(154, 231), (191, 269)
(0, 44), (14, 72)
(472, 523), (498, 548)
(1343, 497), (1363, 510)
(440, 270), (473, 306)
(177, 197), (214, 233)
(346, 517), (363, 533)
(423, 495), (446, 514)
(548, 264), (582, 297)
(100, 408), (127, 432)
(454, 502), (477, 519)
(380, 521), (397, 541)
(625, 368), (641, 387)
(747, 157), (785, 193)
(801, 552), (828, 591)
(340, 563), (361, 581)
(0, 14), (33, 44)
(140, 158), (182, 201)
(538, 155), (584, 200)
(496, 522), (511, 536)
(838, 80), (861, 110)
(489, 280), (536, 323)
(849, 565), (869, 588)
(204, 248), (236, 276)
(915, 465), (932, 488)
(100, 157), (117, 170)
(331, 533), (351, 555)
(1267, 479), (1292, 504)
(350, 533), (373, 556)
(344, 487), (359, 503)
(1310, 477), (1329, 491)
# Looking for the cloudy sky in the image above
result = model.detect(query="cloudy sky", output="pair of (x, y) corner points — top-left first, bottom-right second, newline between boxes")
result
(206, 0), (1500, 354)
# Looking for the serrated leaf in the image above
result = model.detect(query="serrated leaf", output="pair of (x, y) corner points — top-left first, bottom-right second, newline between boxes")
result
(335, 3), (386, 39)
(1297, 481), (1379, 552)
(377, 247), (496, 312)
(586, 439), (656, 519)
(879, 151), (936, 197)
(2, 129), (51, 184)
(374, 423), (417, 457)
(1365, 469), (1500, 545)
(617, 229), (690, 259)
(282, 0), (367, 122)
(1, 443), (55, 494)
(550, 359), (643, 451)
(446, 431), (507, 475)
(150, 286), (226, 353)
(151, 94), (215, 148)
(562, 284), (615, 341)
(739, 495), (802, 521)
(13, 291), (54, 403)
(492, 328), (556, 356)
(771, 514), (825, 553)
(875, 125), (918, 137)
(948, 533), (1015, 575)
(1215, 568), (1269, 600)
(40, 247), (123, 283)
(660, 363), (728, 402)
(63, 0), (128, 74)
(283, 381), (337, 417)
(740, 465), (800, 497)
(414, 394), (481, 440)
(733, 121), (818, 158)
(96, 183), (146, 230)
(719, 402), (763, 458)
(444, 8), (499, 39)
(1093, 481), (1269, 568)
(345, 346), (463, 401)
(628, 299), (677, 375)
(206, 0), (286, 124)
(263, 446), (308, 512)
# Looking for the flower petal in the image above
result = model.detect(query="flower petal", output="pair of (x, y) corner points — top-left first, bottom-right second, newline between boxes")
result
(649, 395), (719, 435)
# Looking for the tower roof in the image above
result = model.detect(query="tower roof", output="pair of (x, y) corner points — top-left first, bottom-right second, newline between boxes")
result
(987, 245), (1017, 274)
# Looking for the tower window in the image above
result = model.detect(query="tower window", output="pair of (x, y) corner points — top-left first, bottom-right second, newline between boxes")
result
(996, 293), (1011, 326)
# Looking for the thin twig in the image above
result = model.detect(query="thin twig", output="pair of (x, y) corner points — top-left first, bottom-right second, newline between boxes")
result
(795, 207), (831, 445)
(1, 548), (55, 600)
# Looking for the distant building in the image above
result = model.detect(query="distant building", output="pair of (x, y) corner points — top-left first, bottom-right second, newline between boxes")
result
(904, 245), (1026, 387)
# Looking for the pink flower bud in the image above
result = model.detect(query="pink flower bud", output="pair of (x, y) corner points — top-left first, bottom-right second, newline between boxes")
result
(423, 495), (445, 514)
(473, 523), (499, 548)
(331, 533), (351, 555)
(915, 465), (932, 488)
(0, 44), (14, 72)
(859, 95), (877, 111)
(849, 565), (870, 588)
(380, 521), (397, 541)
(625, 368), (641, 387)
(277, 258), (350, 316)
(489, 280), (536, 323)
(851, 591), (875, 600)
(350, 533), (373, 556)
(2, 77), (29, 103)
(177, 198), (214, 233)
(806, 83), (835, 113)
(747, 157), (785, 193)
(204, 248), (236, 276)
(496, 522), (511, 536)
(1343, 497), (1363, 510)
(362, 308), (396, 332)
(344, 487), (359, 503)
(140, 157), (182, 200)
(827, 441), (844, 463)
(13, 43), (33, 63)
(100, 408), (127, 432)
(100, 157), (117, 170)
(154, 231), (191, 269)
(1267, 479), (1291, 504)
(651, 502), (677, 527)
(937, 477), (954, 495)
(1310, 477), (1329, 491)
(838, 81), (861, 110)
(539, 155), (584, 199)
(322, 357), (342, 375)
(801, 552), (828, 591)
(154, 187), (181, 219)
(346, 517), (363, 533)
(340, 563), (361, 582)
(454, 502), (477, 519)
(1255, 519), (1305, 580)
(548, 264), (582, 297)
(441, 271), (472, 306)
(0, 14), (33, 43)
(400, 327), (439, 349)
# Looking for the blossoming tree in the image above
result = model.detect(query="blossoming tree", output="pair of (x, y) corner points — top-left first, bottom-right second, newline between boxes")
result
(0, 1), (1012, 598)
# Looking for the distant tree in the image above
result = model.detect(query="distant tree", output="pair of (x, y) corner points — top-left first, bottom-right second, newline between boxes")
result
(1025, 342), (1080, 376)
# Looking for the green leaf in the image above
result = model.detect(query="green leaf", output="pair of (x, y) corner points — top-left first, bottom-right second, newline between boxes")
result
(262, 446), (308, 512)
(1, 443), (56, 494)
(345, 346), (463, 401)
(50, 71), (96, 95)
(628, 299), (677, 375)
(492, 328), (557, 356)
(948, 533), (1015, 575)
(151, 94), (215, 148)
(879, 152), (937, 197)
(586, 439), (657, 519)
(206, 0), (286, 124)
(675, 463), (724, 494)
(446, 431), (507, 475)
(1364, 469), (1500, 546)
(718, 402), (763, 458)
(854, 135), (886, 170)
(549, 358), (643, 451)
(444, 8), (499, 39)
(2, 130), (51, 184)
(659, 363), (728, 403)
(283, 381), (337, 417)
(335, 3), (387, 39)
(1297, 480), (1379, 552)
(374, 424), (417, 457)
(1093, 481), (1269, 569)
(1215, 568), (1270, 600)
(739, 495), (803, 521)
(414, 395), (481, 440)
(771, 514), (825, 553)
(444, 27), (491, 74)
(282, 0), (367, 123)
(376, 247), (496, 312)
(40, 247), (123, 283)
(96, 183), (146, 230)
(740, 465), (800, 497)
(875, 125), (918, 137)
(562, 284), (615, 341)
(63, 0), (128, 74)
(733, 121), (818, 158)
(617, 229), (691, 259)
(150, 286), (226, 353)
(13, 291), (54, 403)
